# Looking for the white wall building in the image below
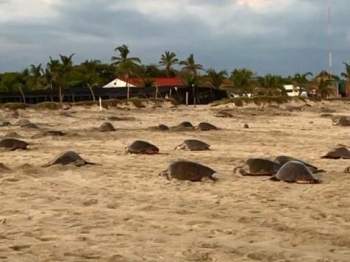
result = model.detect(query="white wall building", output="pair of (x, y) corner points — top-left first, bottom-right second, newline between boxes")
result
(103, 78), (136, 88)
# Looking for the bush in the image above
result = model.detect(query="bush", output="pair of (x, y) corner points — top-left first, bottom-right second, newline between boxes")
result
(1, 103), (28, 110)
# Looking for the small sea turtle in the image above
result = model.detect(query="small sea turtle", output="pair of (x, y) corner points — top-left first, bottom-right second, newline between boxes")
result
(215, 110), (234, 118)
(43, 151), (95, 167)
(275, 155), (324, 173)
(127, 140), (159, 154)
(3, 132), (22, 138)
(234, 158), (281, 176)
(175, 139), (210, 151)
(171, 121), (194, 131)
(322, 147), (350, 159)
(271, 161), (320, 184)
(98, 122), (116, 132)
(149, 124), (169, 131)
(197, 122), (218, 131)
(333, 116), (350, 126)
(344, 167), (350, 173)
(0, 163), (11, 173)
(0, 121), (10, 127)
(160, 160), (217, 182)
(15, 119), (31, 126)
(0, 138), (28, 151)
(32, 130), (65, 139)
(243, 124), (249, 129)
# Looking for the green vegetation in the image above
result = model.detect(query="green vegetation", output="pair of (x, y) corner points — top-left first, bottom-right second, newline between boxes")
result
(0, 44), (349, 103)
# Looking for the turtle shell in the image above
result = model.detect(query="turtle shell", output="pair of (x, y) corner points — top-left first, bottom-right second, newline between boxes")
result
(0, 138), (28, 150)
(44, 151), (93, 167)
(322, 147), (350, 159)
(98, 122), (116, 132)
(163, 160), (216, 182)
(275, 155), (322, 173)
(127, 140), (159, 154)
(178, 139), (210, 151)
(197, 122), (218, 131)
(272, 161), (320, 183)
(240, 158), (281, 176)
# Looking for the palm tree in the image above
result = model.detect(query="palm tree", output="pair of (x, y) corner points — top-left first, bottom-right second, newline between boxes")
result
(180, 54), (203, 76)
(293, 72), (313, 95)
(159, 51), (178, 77)
(80, 60), (102, 102)
(258, 74), (285, 96)
(58, 54), (75, 104)
(111, 44), (141, 100)
(230, 68), (254, 96)
(206, 69), (227, 89)
(28, 64), (44, 90)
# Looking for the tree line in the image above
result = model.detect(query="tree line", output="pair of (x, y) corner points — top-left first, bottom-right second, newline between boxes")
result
(0, 44), (349, 103)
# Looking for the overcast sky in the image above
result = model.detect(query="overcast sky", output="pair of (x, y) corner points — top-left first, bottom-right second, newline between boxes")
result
(0, 0), (349, 75)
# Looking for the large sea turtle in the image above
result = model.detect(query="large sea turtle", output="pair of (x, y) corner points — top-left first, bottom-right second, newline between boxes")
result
(271, 161), (320, 184)
(275, 155), (324, 173)
(234, 158), (281, 176)
(43, 151), (95, 167)
(197, 122), (218, 131)
(322, 147), (350, 159)
(98, 122), (116, 132)
(175, 139), (210, 151)
(0, 138), (28, 151)
(160, 160), (217, 182)
(127, 140), (159, 154)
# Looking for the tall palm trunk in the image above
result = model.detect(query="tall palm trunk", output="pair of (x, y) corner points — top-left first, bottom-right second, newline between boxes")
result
(59, 86), (63, 104)
(87, 83), (96, 102)
(18, 86), (26, 104)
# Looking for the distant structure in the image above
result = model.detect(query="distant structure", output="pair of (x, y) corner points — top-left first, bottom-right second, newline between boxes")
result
(327, 0), (332, 75)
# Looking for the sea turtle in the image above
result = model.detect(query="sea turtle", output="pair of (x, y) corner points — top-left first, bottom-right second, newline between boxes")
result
(0, 138), (28, 151)
(3, 132), (22, 138)
(197, 122), (218, 131)
(275, 155), (324, 173)
(243, 124), (250, 129)
(43, 151), (95, 167)
(149, 124), (169, 131)
(234, 158), (281, 176)
(271, 161), (320, 184)
(175, 139), (210, 151)
(160, 160), (217, 182)
(171, 121), (195, 131)
(32, 130), (65, 139)
(333, 116), (350, 126)
(0, 121), (10, 127)
(322, 147), (350, 159)
(344, 166), (350, 173)
(98, 122), (116, 132)
(0, 163), (11, 173)
(126, 140), (159, 154)
(215, 110), (234, 118)
(15, 119), (39, 129)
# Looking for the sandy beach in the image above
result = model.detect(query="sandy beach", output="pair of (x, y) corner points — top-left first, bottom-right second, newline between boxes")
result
(0, 101), (350, 261)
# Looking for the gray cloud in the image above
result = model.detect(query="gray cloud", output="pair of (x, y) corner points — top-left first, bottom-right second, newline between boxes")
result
(0, 0), (349, 75)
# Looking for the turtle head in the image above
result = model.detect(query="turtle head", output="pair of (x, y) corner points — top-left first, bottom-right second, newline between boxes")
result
(159, 169), (170, 180)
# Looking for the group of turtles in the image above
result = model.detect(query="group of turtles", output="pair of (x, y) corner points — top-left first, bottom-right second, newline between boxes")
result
(1, 117), (350, 183)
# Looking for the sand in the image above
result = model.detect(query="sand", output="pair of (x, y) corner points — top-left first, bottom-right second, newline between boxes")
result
(0, 101), (350, 261)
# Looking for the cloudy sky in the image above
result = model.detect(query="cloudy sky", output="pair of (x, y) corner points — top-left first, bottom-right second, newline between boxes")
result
(0, 0), (349, 75)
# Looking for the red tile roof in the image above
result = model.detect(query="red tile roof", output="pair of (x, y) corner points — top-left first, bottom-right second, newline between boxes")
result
(125, 77), (185, 88)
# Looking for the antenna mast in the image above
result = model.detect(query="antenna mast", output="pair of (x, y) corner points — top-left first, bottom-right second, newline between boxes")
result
(327, 0), (332, 75)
